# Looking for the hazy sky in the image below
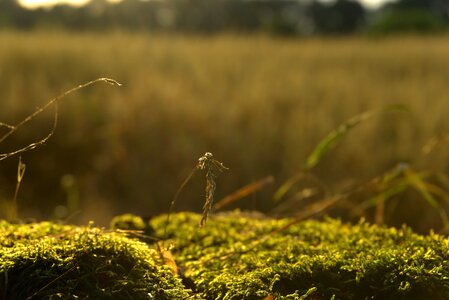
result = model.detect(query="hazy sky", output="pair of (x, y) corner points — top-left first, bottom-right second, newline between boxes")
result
(20, 0), (392, 9)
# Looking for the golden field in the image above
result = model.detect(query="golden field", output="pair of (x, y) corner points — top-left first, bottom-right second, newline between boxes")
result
(1, 31), (449, 230)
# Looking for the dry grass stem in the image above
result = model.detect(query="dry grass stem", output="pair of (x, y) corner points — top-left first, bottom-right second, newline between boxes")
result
(164, 166), (198, 237)
(0, 78), (121, 162)
(164, 152), (228, 234)
(0, 122), (15, 130)
(10, 156), (26, 221)
(197, 152), (228, 227)
(0, 103), (58, 162)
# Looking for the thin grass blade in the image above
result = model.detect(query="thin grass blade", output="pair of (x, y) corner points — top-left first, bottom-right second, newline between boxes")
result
(404, 168), (449, 227)
(305, 105), (408, 171)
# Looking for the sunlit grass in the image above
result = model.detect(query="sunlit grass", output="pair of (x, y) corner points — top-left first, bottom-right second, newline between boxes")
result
(1, 31), (449, 231)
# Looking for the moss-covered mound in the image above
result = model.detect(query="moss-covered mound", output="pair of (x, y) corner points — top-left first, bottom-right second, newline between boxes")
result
(151, 212), (449, 300)
(0, 221), (190, 299)
(2, 212), (449, 299)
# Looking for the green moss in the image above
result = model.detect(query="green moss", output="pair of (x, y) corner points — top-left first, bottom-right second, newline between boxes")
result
(152, 211), (449, 300)
(2, 212), (449, 299)
(0, 221), (190, 299)
(110, 214), (147, 231)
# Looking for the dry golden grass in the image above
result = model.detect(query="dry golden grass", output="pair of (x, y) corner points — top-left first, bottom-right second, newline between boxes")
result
(1, 31), (449, 229)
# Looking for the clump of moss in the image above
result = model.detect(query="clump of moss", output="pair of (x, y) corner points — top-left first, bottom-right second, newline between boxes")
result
(111, 213), (147, 231)
(110, 214), (154, 242)
(3, 212), (449, 299)
(0, 221), (190, 299)
(152, 211), (449, 300)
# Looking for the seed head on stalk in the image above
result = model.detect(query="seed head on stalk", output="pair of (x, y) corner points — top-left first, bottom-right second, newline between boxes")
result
(164, 152), (228, 236)
(197, 152), (228, 227)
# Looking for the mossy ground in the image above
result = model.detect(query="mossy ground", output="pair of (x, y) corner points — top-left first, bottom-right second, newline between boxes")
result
(2, 212), (449, 299)
(152, 212), (449, 300)
(0, 221), (190, 300)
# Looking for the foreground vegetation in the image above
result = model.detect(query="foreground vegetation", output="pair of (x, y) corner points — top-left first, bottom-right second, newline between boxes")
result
(1, 32), (449, 232)
(153, 212), (449, 299)
(0, 219), (191, 299)
(2, 212), (449, 299)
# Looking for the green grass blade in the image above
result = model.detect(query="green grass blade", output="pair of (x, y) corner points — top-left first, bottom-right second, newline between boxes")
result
(273, 172), (325, 203)
(273, 173), (308, 202)
(305, 111), (372, 171)
(305, 105), (408, 171)
(404, 168), (449, 227)
(404, 169), (439, 208)
(354, 182), (407, 212)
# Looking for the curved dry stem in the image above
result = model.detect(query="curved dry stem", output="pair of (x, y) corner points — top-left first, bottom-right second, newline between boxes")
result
(164, 166), (198, 238)
(0, 103), (58, 162)
(0, 78), (121, 162)
(0, 122), (15, 130)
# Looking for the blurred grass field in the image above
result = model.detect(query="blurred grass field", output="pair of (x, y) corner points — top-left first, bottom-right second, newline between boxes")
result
(1, 30), (449, 230)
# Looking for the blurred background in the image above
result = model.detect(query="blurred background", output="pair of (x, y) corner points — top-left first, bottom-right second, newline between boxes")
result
(1, 0), (449, 233)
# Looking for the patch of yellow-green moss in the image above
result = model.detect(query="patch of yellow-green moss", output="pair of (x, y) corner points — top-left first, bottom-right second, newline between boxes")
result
(151, 211), (449, 300)
(2, 212), (449, 299)
(0, 221), (190, 299)
(110, 213), (147, 231)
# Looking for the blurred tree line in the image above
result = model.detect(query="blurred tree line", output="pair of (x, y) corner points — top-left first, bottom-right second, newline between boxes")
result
(371, 0), (449, 34)
(0, 0), (447, 35)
